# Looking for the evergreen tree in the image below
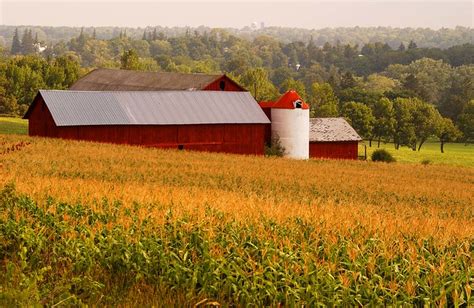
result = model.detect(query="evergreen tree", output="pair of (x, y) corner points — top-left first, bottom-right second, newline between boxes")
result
(142, 30), (147, 41)
(11, 28), (22, 55)
(152, 29), (157, 41)
(21, 29), (35, 54)
(92, 28), (97, 40)
(398, 42), (406, 51)
(408, 40), (417, 49)
(340, 71), (357, 89)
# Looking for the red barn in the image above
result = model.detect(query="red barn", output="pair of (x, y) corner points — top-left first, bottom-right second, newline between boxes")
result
(69, 68), (245, 92)
(24, 90), (270, 155)
(309, 118), (362, 160)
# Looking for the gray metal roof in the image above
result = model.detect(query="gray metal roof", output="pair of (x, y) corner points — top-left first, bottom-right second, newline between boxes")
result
(70, 68), (232, 91)
(310, 118), (362, 142)
(35, 90), (270, 126)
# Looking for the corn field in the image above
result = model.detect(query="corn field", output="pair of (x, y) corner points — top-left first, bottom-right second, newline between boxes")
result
(0, 135), (473, 306)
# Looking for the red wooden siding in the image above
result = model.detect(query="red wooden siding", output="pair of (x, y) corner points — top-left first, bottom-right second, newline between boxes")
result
(28, 98), (265, 155)
(309, 141), (359, 160)
(203, 76), (245, 91)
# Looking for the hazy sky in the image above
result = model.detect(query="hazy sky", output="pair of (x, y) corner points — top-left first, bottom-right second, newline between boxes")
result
(0, 0), (472, 29)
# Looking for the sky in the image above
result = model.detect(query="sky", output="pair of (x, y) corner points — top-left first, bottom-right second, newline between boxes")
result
(0, 0), (472, 29)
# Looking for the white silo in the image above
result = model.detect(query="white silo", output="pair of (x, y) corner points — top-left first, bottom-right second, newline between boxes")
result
(270, 91), (309, 159)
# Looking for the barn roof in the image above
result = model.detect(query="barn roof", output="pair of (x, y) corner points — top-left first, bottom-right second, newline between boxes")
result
(310, 118), (362, 142)
(25, 90), (270, 126)
(69, 68), (242, 91)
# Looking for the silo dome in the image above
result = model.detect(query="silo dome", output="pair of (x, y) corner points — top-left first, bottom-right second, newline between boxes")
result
(270, 91), (310, 159)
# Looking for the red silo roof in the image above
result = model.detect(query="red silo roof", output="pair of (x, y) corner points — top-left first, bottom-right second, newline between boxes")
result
(258, 90), (309, 110)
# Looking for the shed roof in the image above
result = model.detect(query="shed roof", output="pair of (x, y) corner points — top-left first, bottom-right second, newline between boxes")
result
(310, 118), (362, 142)
(25, 90), (270, 126)
(69, 68), (241, 91)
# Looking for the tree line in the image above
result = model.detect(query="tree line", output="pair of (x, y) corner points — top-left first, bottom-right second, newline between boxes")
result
(0, 27), (472, 150)
(1, 25), (472, 49)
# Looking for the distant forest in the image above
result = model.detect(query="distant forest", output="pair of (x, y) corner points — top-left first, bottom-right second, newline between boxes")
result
(0, 25), (473, 49)
(0, 25), (473, 148)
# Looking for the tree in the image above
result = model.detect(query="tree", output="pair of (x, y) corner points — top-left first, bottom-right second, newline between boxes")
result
(21, 29), (35, 54)
(436, 117), (462, 153)
(120, 49), (140, 70)
(310, 82), (339, 117)
(411, 99), (441, 151)
(341, 101), (375, 139)
(398, 42), (406, 51)
(363, 74), (398, 94)
(408, 40), (417, 49)
(387, 58), (453, 106)
(239, 67), (278, 102)
(371, 97), (396, 147)
(11, 28), (22, 55)
(458, 100), (474, 143)
(392, 98), (416, 150)
(340, 71), (357, 89)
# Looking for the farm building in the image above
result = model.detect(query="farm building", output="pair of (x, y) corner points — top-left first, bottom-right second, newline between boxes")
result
(24, 90), (270, 155)
(70, 68), (245, 92)
(259, 91), (310, 159)
(260, 91), (361, 160)
(309, 118), (362, 160)
(25, 69), (362, 159)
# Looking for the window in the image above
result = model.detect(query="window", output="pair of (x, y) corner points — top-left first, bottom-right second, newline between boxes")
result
(294, 100), (303, 109)
(219, 80), (226, 91)
(178, 144), (184, 150)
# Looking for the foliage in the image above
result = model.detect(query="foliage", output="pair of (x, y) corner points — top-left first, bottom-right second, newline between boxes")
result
(310, 82), (339, 117)
(342, 101), (375, 139)
(0, 136), (473, 305)
(371, 97), (396, 146)
(371, 149), (396, 162)
(264, 135), (285, 157)
(392, 98), (416, 149)
(279, 78), (306, 100)
(238, 67), (278, 102)
(458, 100), (474, 143)
(436, 117), (462, 153)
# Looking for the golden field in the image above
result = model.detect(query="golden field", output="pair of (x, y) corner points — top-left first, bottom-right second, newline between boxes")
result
(0, 134), (473, 306)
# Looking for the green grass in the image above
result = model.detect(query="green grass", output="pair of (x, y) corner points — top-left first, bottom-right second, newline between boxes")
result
(360, 141), (474, 167)
(0, 117), (28, 135)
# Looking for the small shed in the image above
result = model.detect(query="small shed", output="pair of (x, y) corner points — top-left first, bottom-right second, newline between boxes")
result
(24, 90), (270, 155)
(309, 118), (362, 159)
(70, 68), (245, 92)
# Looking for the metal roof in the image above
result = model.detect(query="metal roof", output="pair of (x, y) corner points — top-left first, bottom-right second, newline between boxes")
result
(69, 68), (232, 91)
(34, 90), (270, 126)
(310, 118), (362, 142)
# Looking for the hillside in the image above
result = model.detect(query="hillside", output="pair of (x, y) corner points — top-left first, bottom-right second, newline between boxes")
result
(1, 134), (473, 305)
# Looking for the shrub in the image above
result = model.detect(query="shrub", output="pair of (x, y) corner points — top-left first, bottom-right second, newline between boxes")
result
(371, 149), (396, 163)
(265, 136), (285, 157)
(421, 159), (432, 165)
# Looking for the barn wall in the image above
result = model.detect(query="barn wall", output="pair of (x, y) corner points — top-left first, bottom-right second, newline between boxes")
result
(55, 124), (265, 155)
(27, 97), (57, 137)
(309, 141), (359, 160)
(203, 76), (245, 91)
